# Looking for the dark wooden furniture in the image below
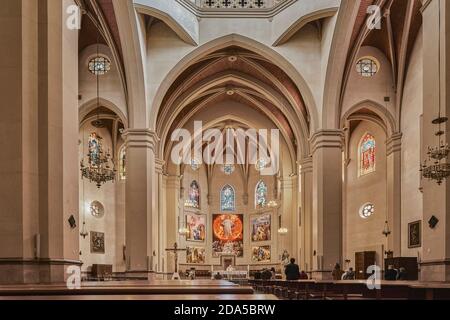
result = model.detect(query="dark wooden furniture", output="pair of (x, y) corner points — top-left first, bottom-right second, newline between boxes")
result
(355, 251), (376, 280)
(384, 257), (418, 280)
(91, 264), (113, 279)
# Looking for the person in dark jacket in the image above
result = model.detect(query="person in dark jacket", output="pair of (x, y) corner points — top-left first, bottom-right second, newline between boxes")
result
(285, 258), (301, 280)
(385, 265), (398, 281)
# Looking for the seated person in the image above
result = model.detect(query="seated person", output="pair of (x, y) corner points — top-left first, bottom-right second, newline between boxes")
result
(385, 265), (398, 281)
(299, 271), (309, 280)
(254, 271), (262, 280)
(214, 272), (223, 280)
(285, 258), (301, 280)
(270, 267), (276, 280)
(342, 268), (355, 280)
(397, 267), (407, 280)
(261, 269), (272, 280)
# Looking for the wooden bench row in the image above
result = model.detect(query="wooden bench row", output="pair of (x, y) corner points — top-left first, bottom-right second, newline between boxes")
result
(249, 280), (450, 300)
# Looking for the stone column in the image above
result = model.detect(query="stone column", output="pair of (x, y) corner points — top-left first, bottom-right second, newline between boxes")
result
(311, 130), (344, 279)
(155, 159), (165, 272)
(299, 157), (313, 272)
(420, 0), (450, 281)
(165, 175), (181, 273)
(279, 175), (297, 263)
(386, 133), (402, 256)
(0, 0), (80, 284)
(123, 129), (159, 276)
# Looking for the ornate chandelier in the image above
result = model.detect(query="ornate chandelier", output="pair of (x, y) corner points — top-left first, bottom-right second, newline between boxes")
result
(420, 117), (450, 185)
(80, 132), (116, 188)
(420, 0), (450, 186)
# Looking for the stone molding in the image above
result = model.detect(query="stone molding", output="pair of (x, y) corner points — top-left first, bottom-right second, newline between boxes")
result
(310, 130), (344, 154)
(386, 133), (403, 156)
(123, 129), (160, 152)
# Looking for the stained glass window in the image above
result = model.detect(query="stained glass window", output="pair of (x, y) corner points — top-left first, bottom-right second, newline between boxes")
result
(360, 203), (375, 219)
(88, 56), (111, 75)
(255, 158), (268, 171)
(255, 180), (268, 208)
(191, 158), (200, 171)
(359, 133), (376, 176)
(221, 185), (236, 212)
(119, 146), (126, 180)
(356, 57), (379, 77)
(185, 180), (200, 209)
(88, 132), (102, 166)
(222, 164), (235, 175)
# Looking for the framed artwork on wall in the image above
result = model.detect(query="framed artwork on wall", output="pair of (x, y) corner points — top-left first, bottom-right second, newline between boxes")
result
(251, 246), (271, 263)
(250, 213), (271, 242)
(186, 247), (206, 264)
(90, 231), (105, 254)
(212, 214), (244, 257)
(186, 213), (206, 242)
(408, 221), (421, 248)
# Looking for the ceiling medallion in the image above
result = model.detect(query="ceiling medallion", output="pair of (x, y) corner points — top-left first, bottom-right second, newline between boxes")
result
(228, 55), (238, 62)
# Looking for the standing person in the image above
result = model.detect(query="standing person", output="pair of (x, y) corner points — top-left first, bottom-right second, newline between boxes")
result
(270, 267), (276, 279)
(342, 267), (355, 280)
(332, 263), (344, 280)
(285, 258), (301, 280)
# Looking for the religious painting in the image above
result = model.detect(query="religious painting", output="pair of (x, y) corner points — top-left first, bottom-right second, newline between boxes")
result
(186, 213), (206, 242)
(359, 133), (376, 176)
(185, 180), (200, 209)
(251, 213), (271, 242)
(212, 214), (244, 257)
(90, 231), (105, 254)
(220, 184), (235, 212)
(186, 247), (206, 264)
(251, 246), (271, 263)
(88, 132), (102, 166)
(255, 180), (268, 208)
(408, 221), (422, 248)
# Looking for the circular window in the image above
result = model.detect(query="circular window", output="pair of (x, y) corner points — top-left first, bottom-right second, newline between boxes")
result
(90, 201), (105, 218)
(88, 56), (111, 75)
(356, 57), (379, 77)
(359, 203), (375, 219)
(222, 164), (235, 175)
(255, 158), (269, 171)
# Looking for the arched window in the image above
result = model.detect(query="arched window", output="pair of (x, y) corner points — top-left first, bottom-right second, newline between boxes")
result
(186, 180), (200, 209)
(359, 133), (376, 176)
(119, 146), (126, 180)
(220, 185), (236, 212)
(255, 180), (268, 208)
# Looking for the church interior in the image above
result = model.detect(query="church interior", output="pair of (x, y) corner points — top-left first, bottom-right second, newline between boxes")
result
(1, 0), (450, 301)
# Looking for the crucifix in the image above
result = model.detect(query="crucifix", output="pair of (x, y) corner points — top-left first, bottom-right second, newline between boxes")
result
(165, 242), (186, 280)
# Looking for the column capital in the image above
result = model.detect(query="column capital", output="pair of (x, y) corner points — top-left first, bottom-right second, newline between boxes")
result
(310, 130), (344, 154)
(298, 157), (313, 174)
(155, 159), (166, 174)
(386, 132), (402, 156)
(122, 129), (160, 151)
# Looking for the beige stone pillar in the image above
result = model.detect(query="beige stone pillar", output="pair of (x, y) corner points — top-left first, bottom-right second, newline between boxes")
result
(0, 0), (80, 284)
(311, 130), (344, 279)
(420, 0), (450, 281)
(386, 133), (402, 256)
(123, 129), (159, 275)
(299, 157), (313, 272)
(155, 159), (165, 272)
(279, 176), (296, 263)
(165, 175), (181, 273)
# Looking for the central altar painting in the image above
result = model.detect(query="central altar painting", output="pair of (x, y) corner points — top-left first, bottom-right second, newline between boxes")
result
(212, 214), (244, 257)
